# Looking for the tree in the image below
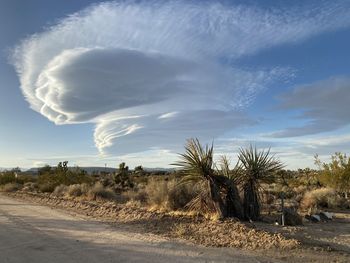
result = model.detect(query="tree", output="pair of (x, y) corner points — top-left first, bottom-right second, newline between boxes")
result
(134, 165), (144, 176)
(114, 162), (133, 188)
(237, 145), (283, 221)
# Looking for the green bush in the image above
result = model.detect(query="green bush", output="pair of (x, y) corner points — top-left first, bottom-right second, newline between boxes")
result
(315, 153), (350, 198)
(0, 183), (22, 192)
(37, 162), (92, 192)
(0, 172), (16, 185)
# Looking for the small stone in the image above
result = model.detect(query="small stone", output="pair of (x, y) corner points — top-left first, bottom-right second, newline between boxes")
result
(311, 215), (321, 222)
(319, 211), (333, 221)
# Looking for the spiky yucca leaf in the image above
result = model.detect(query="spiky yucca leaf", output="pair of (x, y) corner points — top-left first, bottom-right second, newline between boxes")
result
(237, 145), (283, 184)
(174, 138), (225, 218)
(237, 145), (283, 220)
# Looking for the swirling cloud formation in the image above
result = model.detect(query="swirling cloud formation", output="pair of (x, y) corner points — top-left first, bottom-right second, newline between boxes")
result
(12, 0), (350, 155)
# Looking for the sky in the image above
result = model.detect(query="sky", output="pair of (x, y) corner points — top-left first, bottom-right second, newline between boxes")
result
(0, 0), (350, 169)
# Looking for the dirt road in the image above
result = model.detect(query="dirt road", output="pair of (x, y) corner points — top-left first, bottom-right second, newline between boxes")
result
(0, 194), (267, 263)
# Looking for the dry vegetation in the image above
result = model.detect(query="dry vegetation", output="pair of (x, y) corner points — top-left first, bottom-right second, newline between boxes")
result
(1, 139), (350, 255)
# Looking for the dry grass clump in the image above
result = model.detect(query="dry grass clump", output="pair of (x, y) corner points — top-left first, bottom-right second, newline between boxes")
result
(0, 183), (22, 192)
(166, 179), (196, 210)
(144, 178), (195, 211)
(52, 184), (68, 196)
(52, 183), (117, 201)
(300, 187), (341, 210)
(87, 182), (116, 201)
(121, 188), (148, 203)
(145, 179), (168, 207)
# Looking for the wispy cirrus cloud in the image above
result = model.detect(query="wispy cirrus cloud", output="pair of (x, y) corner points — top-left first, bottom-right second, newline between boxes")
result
(12, 0), (350, 156)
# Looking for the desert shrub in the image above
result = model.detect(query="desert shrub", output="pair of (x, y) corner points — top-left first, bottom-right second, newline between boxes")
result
(315, 153), (350, 198)
(16, 174), (36, 184)
(38, 182), (56, 193)
(293, 185), (308, 203)
(300, 188), (343, 210)
(52, 184), (68, 196)
(294, 185), (307, 195)
(167, 179), (196, 210)
(87, 182), (116, 200)
(145, 178), (168, 207)
(0, 172), (16, 185)
(66, 184), (89, 197)
(0, 183), (22, 192)
(144, 178), (196, 211)
(37, 162), (92, 192)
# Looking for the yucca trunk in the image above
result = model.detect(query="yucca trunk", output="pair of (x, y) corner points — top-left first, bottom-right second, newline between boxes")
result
(243, 181), (260, 221)
(225, 180), (244, 219)
(208, 179), (226, 218)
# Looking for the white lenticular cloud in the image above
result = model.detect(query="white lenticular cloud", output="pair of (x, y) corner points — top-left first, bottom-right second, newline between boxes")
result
(12, 0), (350, 155)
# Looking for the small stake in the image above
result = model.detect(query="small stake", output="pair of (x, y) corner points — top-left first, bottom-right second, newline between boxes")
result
(281, 192), (285, 226)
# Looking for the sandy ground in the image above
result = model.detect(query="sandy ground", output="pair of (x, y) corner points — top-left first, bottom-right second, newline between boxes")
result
(257, 211), (350, 254)
(0, 194), (268, 263)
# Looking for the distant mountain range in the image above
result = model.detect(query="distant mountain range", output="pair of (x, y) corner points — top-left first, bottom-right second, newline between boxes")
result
(20, 166), (175, 175)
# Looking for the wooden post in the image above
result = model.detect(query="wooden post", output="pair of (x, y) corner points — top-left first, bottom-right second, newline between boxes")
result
(281, 192), (285, 226)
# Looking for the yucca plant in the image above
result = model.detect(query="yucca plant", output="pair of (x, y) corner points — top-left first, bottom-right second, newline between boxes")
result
(237, 145), (283, 221)
(175, 138), (225, 218)
(175, 139), (244, 219)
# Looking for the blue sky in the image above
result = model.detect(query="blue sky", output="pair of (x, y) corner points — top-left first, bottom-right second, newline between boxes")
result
(1, 0), (350, 169)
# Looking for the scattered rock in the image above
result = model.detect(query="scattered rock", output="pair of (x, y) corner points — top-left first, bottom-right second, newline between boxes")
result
(310, 215), (321, 222)
(319, 211), (333, 221)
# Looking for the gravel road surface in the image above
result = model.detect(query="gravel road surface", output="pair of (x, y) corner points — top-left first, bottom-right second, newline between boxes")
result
(0, 194), (267, 263)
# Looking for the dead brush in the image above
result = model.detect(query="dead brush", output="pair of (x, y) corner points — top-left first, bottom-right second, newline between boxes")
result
(87, 182), (116, 201)
(52, 184), (68, 196)
(300, 187), (341, 210)
(66, 183), (89, 197)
